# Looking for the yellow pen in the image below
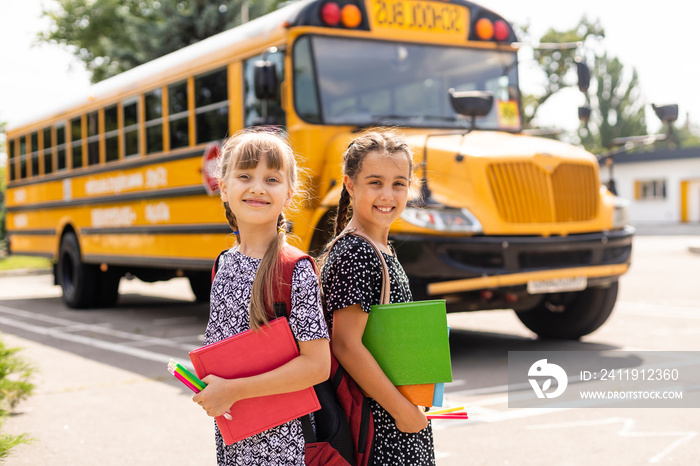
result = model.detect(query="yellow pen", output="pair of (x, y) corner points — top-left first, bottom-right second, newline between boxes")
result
(428, 406), (465, 415)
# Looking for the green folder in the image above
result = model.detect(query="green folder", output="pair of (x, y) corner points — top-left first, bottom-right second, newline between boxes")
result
(362, 299), (452, 386)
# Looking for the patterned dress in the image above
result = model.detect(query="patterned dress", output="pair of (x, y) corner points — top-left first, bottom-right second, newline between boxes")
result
(321, 235), (436, 466)
(203, 247), (329, 466)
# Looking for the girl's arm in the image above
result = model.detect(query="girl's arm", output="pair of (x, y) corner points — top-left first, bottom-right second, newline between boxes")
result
(332, 304), (428, 433)
(192, 337), (330, 417)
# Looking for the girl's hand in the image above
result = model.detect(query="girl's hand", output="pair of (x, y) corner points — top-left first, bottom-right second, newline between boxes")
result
(192, 374), (240, 418)
(394, 404), (429, 433)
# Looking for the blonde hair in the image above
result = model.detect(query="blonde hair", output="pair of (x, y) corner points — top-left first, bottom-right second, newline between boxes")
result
(217, 128), (299, 330)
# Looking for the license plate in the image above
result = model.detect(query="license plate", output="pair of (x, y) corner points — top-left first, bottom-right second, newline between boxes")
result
(527, 276), (587, 294)
(369, 0), (468, 37)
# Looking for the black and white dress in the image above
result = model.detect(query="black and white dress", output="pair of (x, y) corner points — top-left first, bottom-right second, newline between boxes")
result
(321, 235), (436, 466)
(203, 247), (329, 466)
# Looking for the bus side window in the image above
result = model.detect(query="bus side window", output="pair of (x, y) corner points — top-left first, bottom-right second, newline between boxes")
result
(8, 139), (16, 181)
(70, 117), (83, 169)
(244, 50), (285, 127)
(195, 67), (229, 144)
(43, 127), (53, 175)
(104, 104), (119, 162)
(292, 36), (321, 124)
(56, 123), (67, 171)
(168, 80), (189, 149)
(19, 136), (27, 179)
(123, 100), (139, 158)
(30, 131), (39, 177)
(87, 111), (100, 166)
(145, 89), (164, 154)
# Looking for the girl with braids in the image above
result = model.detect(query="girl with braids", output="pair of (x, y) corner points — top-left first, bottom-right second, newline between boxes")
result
(321, 129), (436, 465)
(193, 129), (330, 466)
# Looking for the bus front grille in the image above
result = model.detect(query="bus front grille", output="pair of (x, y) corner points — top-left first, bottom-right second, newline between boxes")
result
(487, 162), (599, 223)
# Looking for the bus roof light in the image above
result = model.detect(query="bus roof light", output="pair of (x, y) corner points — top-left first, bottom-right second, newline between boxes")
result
(320, 2), (341, 26)
(475, 18), (494, 40)
(341, 4), (362, 28)
(493, 20), (509, 41)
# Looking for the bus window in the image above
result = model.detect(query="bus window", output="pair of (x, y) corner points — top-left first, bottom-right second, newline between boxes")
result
(19, 136), (27, 179)
(168, 80), (189, 149)
(195, 67), (228, 143)
(244, 50), (285, 127)
(123, 100), (139, 157)
(8, 139), (15, 181)
(104, 104), (119, 162)
(70, 117), (83, 169)
(145, 89), (164, 154)
(292, 36), (321, 123)
(305, 36), (520, 130)
(87, 111), (100, 166)
(56, 123), (67, 171)
(30, 131), (40, 177)
(42, 127), (53, 175)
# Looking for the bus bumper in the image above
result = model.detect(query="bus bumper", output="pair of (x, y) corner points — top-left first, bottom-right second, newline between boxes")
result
(392, 226), (634, 308)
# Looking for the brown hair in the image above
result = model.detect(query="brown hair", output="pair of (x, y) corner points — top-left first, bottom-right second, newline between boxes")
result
(333, 129), (414, 236)
(217, 129), (298, 330)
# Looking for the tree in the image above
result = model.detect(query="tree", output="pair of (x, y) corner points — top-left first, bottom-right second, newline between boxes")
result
(521, 17), (605, 128)
(39, 0), (284, 83)
(522, 17), (649, 155)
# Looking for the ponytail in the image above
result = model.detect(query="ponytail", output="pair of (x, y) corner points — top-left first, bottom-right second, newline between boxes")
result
(334, 185), (352, 236)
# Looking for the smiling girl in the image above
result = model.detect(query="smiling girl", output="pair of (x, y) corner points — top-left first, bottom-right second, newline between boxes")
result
(321, 130), (436, 465)
(193, 130), (330, 465)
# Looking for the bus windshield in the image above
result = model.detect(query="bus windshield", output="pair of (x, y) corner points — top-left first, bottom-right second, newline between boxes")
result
(293, 35), (520, 130)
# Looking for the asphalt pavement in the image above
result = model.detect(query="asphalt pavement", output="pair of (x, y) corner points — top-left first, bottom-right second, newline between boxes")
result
(1, 332), (216, 465)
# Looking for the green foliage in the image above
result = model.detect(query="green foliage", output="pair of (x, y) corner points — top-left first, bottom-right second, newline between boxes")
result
(522, 17), (604, 126)
(522, 17), (650, 155)
(578, 53), (647, 154)
(0, 339), (35, 459)
(39, 0), (285, 83)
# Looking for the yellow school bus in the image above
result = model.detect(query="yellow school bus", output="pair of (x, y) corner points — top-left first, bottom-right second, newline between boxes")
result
(4, 0), (633, 339)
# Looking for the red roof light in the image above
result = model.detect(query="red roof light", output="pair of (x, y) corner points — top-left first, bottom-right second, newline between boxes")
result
(320, 2), (341, 26)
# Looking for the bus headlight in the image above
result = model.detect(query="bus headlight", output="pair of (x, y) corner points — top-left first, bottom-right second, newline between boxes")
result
(401, 207), (483, 233)
(612, 198), (630, 229)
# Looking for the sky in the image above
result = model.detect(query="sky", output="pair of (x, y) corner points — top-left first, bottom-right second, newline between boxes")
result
(1, 0), (697, 164)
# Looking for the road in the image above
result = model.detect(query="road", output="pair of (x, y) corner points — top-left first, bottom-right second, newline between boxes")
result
(0, 233), (699, 465)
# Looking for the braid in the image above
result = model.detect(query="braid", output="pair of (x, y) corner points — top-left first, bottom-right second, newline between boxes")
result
(223, 202), (239, 238)
(334, 186), (352, 236)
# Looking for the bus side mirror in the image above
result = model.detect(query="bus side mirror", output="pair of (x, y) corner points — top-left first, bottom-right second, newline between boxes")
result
(254, 60), (278, 100)
(576, 61), (590, 94)
(652, 104), (678, 124)
(448, 89), (494, 118)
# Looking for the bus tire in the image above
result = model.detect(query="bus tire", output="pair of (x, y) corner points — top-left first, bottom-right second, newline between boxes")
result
(189, 273), (212, 302)
(57, 232), (99, 309)
(514, 281), (619, 340)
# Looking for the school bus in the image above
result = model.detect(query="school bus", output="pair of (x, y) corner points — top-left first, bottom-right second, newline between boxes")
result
(4, 0), (633, 339)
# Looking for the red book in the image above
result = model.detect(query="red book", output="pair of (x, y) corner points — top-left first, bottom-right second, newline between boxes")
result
(189, 317), (320, 445)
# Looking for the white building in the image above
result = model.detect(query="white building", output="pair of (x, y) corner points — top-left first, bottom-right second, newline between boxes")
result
(600, 148), (700, 224)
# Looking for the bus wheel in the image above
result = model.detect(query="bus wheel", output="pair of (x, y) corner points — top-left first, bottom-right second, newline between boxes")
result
(57, 232), (98, 309)
(514, 282), (619, 340)
(189, 273), (212, 302)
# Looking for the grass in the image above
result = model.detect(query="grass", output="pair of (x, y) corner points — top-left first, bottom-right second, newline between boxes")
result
(0, 256), (52, 272)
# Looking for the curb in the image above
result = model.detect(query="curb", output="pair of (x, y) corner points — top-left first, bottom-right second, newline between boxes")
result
(0, 268), (52, 278)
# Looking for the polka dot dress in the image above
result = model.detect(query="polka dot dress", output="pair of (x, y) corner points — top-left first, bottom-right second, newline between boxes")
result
(203, 248), (329, 466)
(321, 235), (436, 466)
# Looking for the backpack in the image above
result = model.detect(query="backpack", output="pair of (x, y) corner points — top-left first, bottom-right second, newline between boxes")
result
(211, 245), (372, 466)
